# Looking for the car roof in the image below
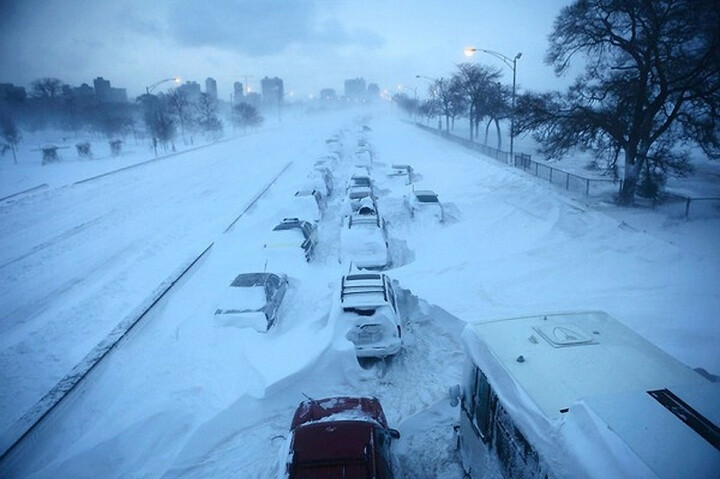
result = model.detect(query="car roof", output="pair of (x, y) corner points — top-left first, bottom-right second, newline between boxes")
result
(413, 190), (437, 197)
(291, 396), (388, 429)
(340, 274), (388, 306)
(347, 215), (380, 228)
(230, 272), (278, 287)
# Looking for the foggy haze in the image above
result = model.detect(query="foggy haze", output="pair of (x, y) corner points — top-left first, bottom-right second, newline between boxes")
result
(0, 0), (571, 99)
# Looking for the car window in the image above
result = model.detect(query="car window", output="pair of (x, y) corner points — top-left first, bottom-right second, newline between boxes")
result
(387, 282), (397, 311)
(473, 368), (492, 440)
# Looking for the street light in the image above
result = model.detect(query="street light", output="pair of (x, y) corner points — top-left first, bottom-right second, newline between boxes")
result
(145, 76), (181, 95)
(415, 75), (442, 129)
(464, 47), (522, 165)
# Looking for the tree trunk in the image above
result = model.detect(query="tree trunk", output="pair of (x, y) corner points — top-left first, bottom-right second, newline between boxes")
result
(445, 116), (449, 132)
(494, 118), (502, 149)
(484, 119), (491, 145)
(469, 116), (473, 141)
(618, 147), (645, 205)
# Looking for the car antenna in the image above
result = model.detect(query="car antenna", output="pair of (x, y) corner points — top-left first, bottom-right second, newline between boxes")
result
(302, 392), (320, 406)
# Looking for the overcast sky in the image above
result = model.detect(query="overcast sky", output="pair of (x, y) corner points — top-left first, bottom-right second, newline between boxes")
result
(0, 0), (573, 101)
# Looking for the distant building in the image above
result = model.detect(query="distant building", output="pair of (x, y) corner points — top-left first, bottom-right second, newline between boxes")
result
(0, 83), (27, 106)
(245, 92), (262, 108)
(344, 78), (367, 101)
(261, 76), (284, 107)
(367, 83), (380, 100)
(63, 83), (96, 108)
(320, 88), (337, 102)
(233, 81), (244, 103)
(205, 77), (218, 100)
(93, 77), (127, 104)
(177, 81), (202, 103)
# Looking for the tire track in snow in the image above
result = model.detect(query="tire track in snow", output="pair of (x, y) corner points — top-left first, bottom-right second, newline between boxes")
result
(0, 243), (214, 468)
(0, 212), (113, 271)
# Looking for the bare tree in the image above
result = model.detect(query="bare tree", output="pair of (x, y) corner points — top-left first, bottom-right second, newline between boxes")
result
(30, 77), (64, 99)
(454, 63), (503, 141)
(392, 93), (419, 119)
(197, 93), (223, 139)
(1, 115), (21, 164)
(167, 88), (193, 144)
(138, 94), (176, 155)
(517, 0), (720, 204)
(232, 103), (263, 133)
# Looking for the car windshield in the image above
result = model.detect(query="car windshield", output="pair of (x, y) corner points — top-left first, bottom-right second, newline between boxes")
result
(219, 285), (266, 311)
(416, 194), (438, 203)
(269, 228), (304, 243)
(351, 177), (371, 187)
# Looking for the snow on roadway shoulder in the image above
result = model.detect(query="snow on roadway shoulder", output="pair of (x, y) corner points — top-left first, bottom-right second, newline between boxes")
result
(0, 112), (354, 437)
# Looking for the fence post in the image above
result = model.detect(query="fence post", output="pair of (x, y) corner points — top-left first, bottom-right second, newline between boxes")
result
(566, 173), (570, 190)
(586, 179), (590, 196)
(535, 162), (538, 176)
(685, 198), (691, 220)
(549, 168), (553, 183)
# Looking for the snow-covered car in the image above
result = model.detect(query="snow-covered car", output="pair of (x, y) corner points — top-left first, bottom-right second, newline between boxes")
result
(264, 218), (317, 262)
(347, 173), (374, 206)
(339, 273), (402, 358)
(387, 164), (414, 185)
(305, 170), (331, 199)
(339, 210), (390, 269)
(281, 396), (400, 478)
(214, 273), (288, 331)
(404, 189), (444, 222)
(292, 189), (322, 223)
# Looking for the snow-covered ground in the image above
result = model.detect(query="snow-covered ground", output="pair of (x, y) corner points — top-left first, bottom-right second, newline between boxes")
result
(1, 108), (718, 477)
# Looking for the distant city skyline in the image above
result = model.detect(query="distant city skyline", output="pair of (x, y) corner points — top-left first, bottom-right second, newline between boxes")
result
(0, 1), (574, 100)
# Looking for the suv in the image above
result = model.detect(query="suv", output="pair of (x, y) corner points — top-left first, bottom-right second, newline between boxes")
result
(347, 174), (374, 205)
(214, 273), (288, 331)
(266, 218), (317, 262)
(339, 273), (402, 357)
(339, 210), (390, 270)
(404, 189), (444, 222)
(293, 189), (323, 223)
(282, 396), (400, 478)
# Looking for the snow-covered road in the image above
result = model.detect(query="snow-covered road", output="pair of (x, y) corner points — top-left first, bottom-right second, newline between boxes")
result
(1, 109), (718, 478)
(0, 114), (345, 434)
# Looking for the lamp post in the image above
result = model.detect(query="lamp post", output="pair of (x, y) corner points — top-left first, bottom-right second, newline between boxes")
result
(464, 47), (521, 165)
(415, 75), (442, 129)
(145, 76), (181, 95)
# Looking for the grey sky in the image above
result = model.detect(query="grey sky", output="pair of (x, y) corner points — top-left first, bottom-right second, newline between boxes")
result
(0, 0), (573, 100)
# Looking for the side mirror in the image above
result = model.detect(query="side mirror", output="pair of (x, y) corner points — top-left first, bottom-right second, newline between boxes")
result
(388, 429), (401, 439)
(449, 384), (461, 407)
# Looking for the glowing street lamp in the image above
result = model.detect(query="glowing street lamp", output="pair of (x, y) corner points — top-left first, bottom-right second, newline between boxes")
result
(145, 76), (181, 95)
(464, 47), (522, 165)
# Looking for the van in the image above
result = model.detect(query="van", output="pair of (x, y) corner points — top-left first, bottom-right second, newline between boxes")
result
(449, 311), (720, 478)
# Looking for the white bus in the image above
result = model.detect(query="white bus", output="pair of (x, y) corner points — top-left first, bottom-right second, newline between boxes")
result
(450, 311), (720, 478)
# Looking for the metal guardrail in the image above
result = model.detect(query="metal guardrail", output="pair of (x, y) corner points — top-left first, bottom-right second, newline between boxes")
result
(416, 123), (719, 219)
(416, 123), (620, 197)
(662, 192), (720, 220)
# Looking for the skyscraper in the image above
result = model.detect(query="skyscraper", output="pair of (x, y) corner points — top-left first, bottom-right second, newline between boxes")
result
(344, 78), (367, 101)
(205, 77), (218, 100)
(261, 76), (284, 107)
(233, 81), (244, 104)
